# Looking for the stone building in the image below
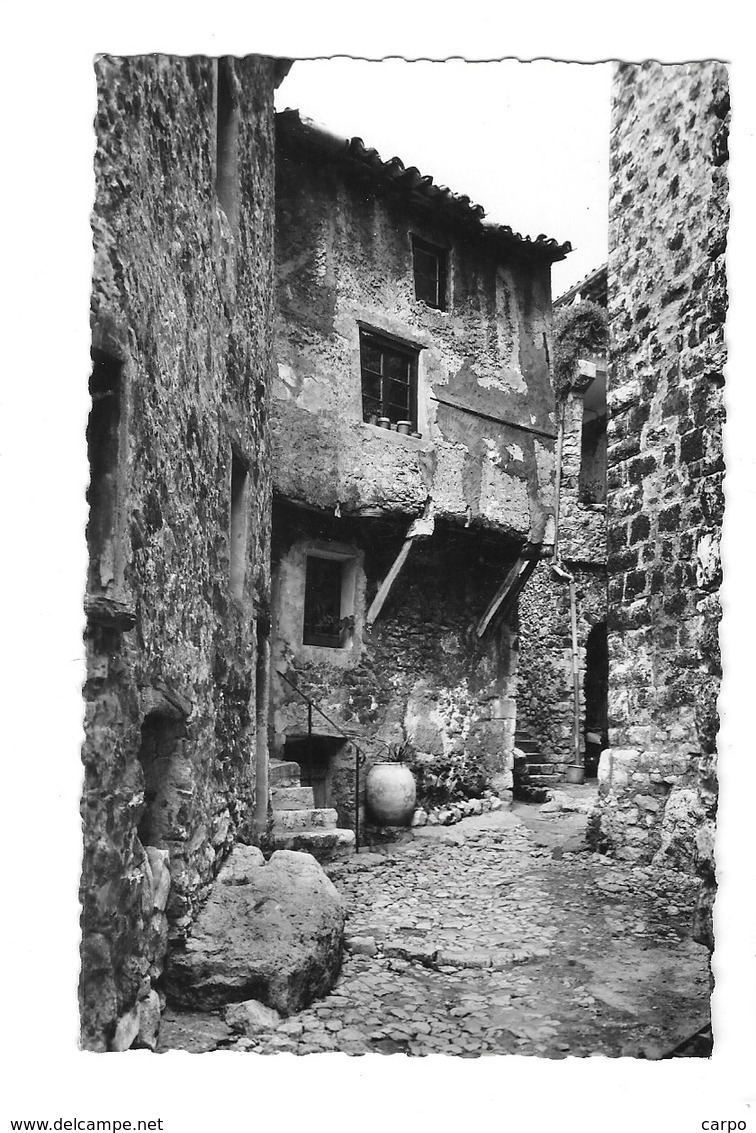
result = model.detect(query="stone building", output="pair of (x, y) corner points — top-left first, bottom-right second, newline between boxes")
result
(591, 62), (728, 950)
(516, 264), (609, 796)
(269, 110), (570, 845)
(81, 54), (288, 1051)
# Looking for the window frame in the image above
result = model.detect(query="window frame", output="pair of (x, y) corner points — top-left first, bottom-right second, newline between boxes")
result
(411, 235), (449, 311)
(302, 549), (357, 650)
(358, 328), (419, 430)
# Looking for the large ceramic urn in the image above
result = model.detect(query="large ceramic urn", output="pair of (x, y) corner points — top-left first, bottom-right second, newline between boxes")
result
(365, 762), (417, 826)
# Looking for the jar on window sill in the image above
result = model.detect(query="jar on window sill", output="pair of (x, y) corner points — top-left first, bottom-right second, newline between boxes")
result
(396, 420), (412, 435)
(376, 417), (391, 429)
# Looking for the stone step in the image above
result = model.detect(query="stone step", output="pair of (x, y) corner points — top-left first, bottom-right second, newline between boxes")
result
(269, 760), (302, 787)
(525, 762), (562, 775)
(527, 773), (562, 787)
(271, 785), (315, 810)
(516, 743), (541, 756)
(273, 807), (339, 832)
(517, 786), (550, 803)
(271, 827), (356, 863)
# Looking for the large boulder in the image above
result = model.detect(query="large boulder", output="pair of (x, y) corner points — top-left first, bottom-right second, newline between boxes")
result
(163, 847), (345, 1015)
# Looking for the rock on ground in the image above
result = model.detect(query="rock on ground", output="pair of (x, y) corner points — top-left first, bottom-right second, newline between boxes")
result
(163, 846), (345, 1015)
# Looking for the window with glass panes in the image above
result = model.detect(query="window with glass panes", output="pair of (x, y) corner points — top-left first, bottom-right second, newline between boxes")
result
(359, 330), (418, 428)
(412, 236), (448, 310)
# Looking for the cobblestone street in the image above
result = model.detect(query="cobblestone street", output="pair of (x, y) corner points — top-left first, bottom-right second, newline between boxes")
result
(161, 799), (710, 1057)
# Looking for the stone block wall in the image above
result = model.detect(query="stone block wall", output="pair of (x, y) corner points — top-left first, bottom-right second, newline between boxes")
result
(81, 55), (279, 1050)
(271, 505), (519, 831)
(591, 63), (728, 935)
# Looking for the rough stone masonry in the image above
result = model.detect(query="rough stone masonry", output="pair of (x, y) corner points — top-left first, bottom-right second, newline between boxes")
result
(592, 62), (728, 951)
(81, 55), (283, 1051)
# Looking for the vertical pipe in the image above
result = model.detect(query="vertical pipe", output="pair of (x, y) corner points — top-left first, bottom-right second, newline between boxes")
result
(254, 626), (271, 839)
(354, 746), (360, 852)
(568, 576), (582, 768)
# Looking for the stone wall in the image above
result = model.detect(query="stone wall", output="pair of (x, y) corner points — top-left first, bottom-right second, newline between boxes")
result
(81, 55), (279, 1050)
(517, 562), (607, 780)
(591, 63), (728, 940)
(271, 505), (519, 831)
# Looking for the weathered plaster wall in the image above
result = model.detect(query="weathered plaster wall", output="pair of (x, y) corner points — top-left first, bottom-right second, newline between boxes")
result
(271, 506), (519, 831)
(591, 63), (727, 931)
(273, 136), (557, 542)
(82, 55), (278, 1050)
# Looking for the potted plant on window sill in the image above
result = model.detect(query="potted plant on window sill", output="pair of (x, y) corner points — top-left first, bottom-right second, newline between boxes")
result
(365, 740), (417, 826)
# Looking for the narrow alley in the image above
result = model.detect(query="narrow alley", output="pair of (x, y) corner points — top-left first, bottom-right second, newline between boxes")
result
(159, 791), (709, 1057)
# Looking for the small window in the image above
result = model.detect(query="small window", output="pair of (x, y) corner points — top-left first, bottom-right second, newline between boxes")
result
(87, 350), (123, 594)
(216, 58), (239, 226)
(412, 236), (448, 310)
(579, 414), (607, 504)
(359, 330), (418, 428)
(303, 556), (349, 648)
(229, 454), (248, 599)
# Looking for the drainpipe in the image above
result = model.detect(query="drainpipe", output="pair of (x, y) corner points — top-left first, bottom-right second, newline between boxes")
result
(551, 398), (583, 773)
(254, 617), (272, 840)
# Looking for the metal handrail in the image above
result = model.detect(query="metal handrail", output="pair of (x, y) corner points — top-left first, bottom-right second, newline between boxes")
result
(277, 669), (367, 851)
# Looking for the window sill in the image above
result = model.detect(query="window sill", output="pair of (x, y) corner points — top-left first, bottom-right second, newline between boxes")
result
(576, 500), (607, 512)
(296, 639), (358, 660)
(361, 422), (426, 445)
(85, 593), (136, 633)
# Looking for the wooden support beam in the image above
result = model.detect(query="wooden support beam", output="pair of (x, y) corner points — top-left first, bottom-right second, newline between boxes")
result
(475, 549), (540, 638)
(366, 538), (414, 626)
(366, 507), (435, 627)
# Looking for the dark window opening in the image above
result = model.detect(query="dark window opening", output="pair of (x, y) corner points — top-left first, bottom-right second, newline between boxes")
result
(412, 236), (448, 310)
(230, 453), (249, 599)
(579, 413), (607, 504)
(87, 350), (122, 594)
(216, 58), (239, 226)
(359, 330), (418, 428)
(303, 556), (346, 647)
(137, 713), (187, 849)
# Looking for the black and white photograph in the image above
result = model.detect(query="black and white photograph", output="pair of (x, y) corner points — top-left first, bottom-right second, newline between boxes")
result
(3, 7), (755, 1132)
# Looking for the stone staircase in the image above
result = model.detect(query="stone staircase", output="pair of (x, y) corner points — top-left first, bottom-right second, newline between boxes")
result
(513, 729), (561, 803)
(269, 759), (355, 863)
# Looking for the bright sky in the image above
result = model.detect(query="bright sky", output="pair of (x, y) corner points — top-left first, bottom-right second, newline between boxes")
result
(276, 58), (612, 297)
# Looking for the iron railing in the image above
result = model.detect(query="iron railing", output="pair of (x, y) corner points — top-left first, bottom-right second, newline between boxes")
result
(277, 670), (367, 851)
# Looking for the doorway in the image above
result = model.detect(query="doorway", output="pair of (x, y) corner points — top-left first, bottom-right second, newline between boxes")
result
(583, 621), (608, 779)
(283, 734), (351, 825)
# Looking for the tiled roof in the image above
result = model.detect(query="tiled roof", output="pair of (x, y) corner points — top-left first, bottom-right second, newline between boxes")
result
(554, 263), (608, 308)
(276, 109), (571, 264)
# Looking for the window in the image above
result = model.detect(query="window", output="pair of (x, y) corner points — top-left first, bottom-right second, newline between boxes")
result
(87, 350), (123, 595)
(303, 555), (353, 648)
(579, 369), (607, 504)
(229, 453), (249, 599)
(412, 236), (448, 310)
(216, 57), (239, 226)
(579, 414), (607, 504)
(359, 330), (418, 428)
